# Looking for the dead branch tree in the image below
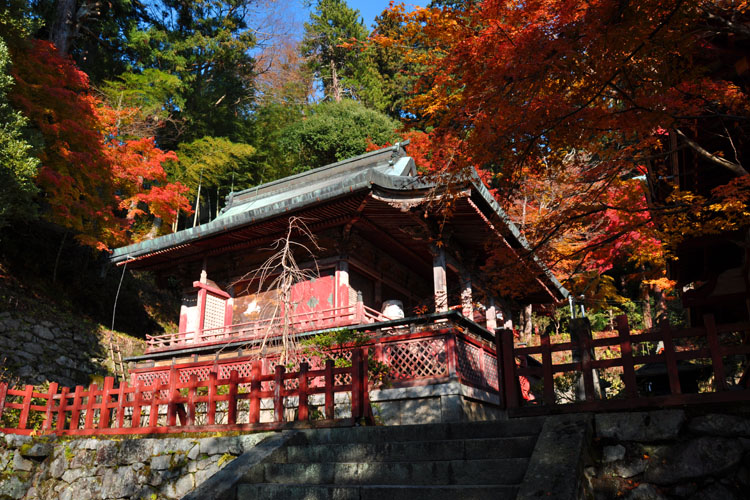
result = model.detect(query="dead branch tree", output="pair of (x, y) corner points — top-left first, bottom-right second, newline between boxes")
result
(232, 216), (321, 364)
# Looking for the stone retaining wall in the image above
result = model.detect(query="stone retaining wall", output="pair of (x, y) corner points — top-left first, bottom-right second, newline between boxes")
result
(587, 409), (750, 499)
(0, 431), (272, 499)
(0, 312), (145, 388)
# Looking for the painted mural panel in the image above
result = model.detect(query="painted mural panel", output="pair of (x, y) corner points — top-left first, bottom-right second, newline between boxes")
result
(232, 275), (336, 326)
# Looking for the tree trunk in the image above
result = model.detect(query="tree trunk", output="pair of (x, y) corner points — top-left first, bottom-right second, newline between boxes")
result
(51, 0), (77, 55)
(654, 288), (667, 325)
(329, 59), (342, 103)
(146, 217), (162, 239)
(521, 304), (533, 342)
(641, 282), (653, 330)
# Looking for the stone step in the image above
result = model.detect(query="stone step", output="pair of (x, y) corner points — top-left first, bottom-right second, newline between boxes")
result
(292, 418), (545, 445)
(246, 458), (528, 486)
(278, 435), (536, 464)
(236, 483), (519, 500)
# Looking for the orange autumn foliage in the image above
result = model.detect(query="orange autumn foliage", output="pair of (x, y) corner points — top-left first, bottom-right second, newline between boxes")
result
(375, 0), (750, 295)
(10, 40), (191, 250)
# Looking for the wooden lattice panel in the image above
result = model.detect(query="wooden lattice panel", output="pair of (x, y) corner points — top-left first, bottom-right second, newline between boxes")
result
(482, 351), (499, 390)
(385, 338), (447, 380)
(456, 340), (484, 388)
(204, 293), (226, 330)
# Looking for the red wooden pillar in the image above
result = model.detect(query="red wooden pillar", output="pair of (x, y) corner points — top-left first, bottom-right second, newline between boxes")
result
(56, 386), (70, 432)
(355, 292), (364, 323)
(70, 386), (84, 431)
(207, 371), (217, 425)
(187, 374), (198, 426)
(324, 360), (335, 419)
(132, 381), (143, 429)
(148, 379), (160, 428)
(580, 333), (595, 401)
(351, 349), (362, 422)
(18, 385), (33, 430)
(249, 361), (261, 423)
(659, 319), (682, 395)
(446, 334), (457, 378)
(115, 382), (127, 429)
(298, 363), (309, 421)
(497, 329), (519, 409)
(273, 365), (285, 423)
(541, 334), (555, 406)
(99, 377), (114, 430)
(196, 286), (208, 343)
(84, 383), (97, 430)
(227, 370), (239, 425)
(0, 382), (7, 424)
(167, 369), (178, 426)
(616, 315), (638, 398)
(42, 382), (59, 431)
(704, 314), (727, 391)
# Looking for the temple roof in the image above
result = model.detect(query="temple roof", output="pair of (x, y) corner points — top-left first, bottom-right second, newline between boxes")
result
(110, 143), (568, 303)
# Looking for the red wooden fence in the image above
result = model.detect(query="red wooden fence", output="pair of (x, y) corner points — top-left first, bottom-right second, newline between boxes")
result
(498, 314), (750, 415)
(0, 349), (371, 436)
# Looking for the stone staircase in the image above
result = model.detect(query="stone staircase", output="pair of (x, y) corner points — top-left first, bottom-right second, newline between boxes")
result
(235, 418), (546, 500)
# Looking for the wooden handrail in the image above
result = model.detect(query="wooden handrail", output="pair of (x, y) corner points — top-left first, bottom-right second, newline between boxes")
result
(0, 349), (372, 436)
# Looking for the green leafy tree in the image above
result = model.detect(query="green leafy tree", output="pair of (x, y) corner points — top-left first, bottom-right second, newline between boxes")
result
(301, 0), (368, 102)
(174, 137), (257, 221)
(123, 0), (258, 149)
(280, 100), (400, 171)
(0, 37), (38, 231)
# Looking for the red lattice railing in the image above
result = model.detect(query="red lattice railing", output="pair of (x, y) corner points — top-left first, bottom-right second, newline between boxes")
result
(0, 350), (371, 436)
(500, 314), (750, 415)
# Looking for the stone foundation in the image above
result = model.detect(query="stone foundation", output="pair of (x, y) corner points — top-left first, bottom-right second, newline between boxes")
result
(0, 312), (145, 388)
(586, 409), (750, 499)
(369, 379), (503, 425)
(0, 431), (272, 499)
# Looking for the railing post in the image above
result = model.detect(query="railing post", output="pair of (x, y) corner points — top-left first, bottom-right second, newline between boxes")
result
(324, 359), (335, 419)
(167, 368), (180, 426)
(18, 384), (33, 430)
(132, 381), (143, 428)
(249, 361), (261, 423)
(148, 379), (160, 428)
(43, 382), (59, 431)
(446, 333), (457, 378)
(99, 377), (114, 430)
(659, 319), (682, 395)
(227, 370), (238, 425)
(115, 382), (126, 429)
(497, 329), (519, 409)
(298, 363), (309, 421)
(570, 318), (599, 401)
(541, 334), (555, 406)
(0, 382), (7, 424)
(207, 371), (217, 425)
(351, 349), (362, 422)
(56, 386), (70, 433)
(187, 374), (197, 426)
(362, 348), (371, 424)
(704, 314), (727, 391)
(70, 385), (84, 431)
(84, 383), (97, 430)
(355, 291), (364, 323)
(616, 315), (638, 398)
(274, 365), (285, 423)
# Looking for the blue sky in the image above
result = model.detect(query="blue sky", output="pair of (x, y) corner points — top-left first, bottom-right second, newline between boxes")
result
(345, 1), (431, 29)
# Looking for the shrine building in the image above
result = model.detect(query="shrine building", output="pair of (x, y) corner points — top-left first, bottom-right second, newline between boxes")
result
(110, 143), (567, 424)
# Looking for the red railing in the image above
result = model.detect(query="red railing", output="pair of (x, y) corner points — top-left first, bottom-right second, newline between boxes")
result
(369, 329), (499, 392)
(133, 321), (500, 395)
(147, 303), (388, 353)
(499, 314), (750, 415)
(0, 350), (371, 436)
